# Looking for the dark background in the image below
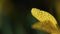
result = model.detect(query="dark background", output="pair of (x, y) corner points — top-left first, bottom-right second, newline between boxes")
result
(0, 0), (59, 34)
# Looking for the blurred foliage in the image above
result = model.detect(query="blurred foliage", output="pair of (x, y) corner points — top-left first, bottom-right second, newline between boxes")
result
(0, 0), (60, 34)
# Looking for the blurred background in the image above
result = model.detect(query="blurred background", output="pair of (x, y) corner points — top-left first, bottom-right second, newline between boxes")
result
(0, 0), (60, 34)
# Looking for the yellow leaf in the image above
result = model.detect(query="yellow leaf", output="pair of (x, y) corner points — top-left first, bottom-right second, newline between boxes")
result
(31, 8), (59, 34)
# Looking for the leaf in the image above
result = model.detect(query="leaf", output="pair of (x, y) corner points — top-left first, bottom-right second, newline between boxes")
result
(31, 8), (59, 33)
